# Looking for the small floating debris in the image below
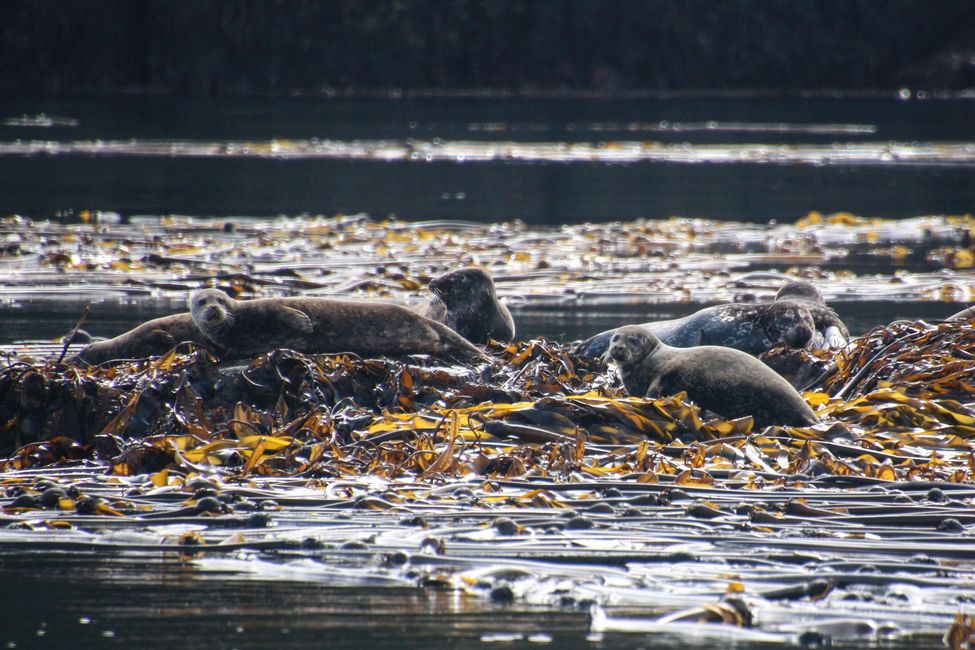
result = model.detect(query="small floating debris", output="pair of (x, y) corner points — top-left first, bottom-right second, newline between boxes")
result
(2, 113), (79, 128)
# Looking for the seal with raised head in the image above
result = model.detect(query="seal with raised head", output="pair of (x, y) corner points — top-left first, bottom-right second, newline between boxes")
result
(68, 313), (219, 365)
(607, 325), (818, 428)
(576, 299), (816, 359)
(415, 267), (515, 344)
(189, 289), (487, 363)
(774, 280), (849, 349)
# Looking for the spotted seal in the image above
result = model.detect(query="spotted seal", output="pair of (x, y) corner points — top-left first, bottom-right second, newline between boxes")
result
(575, 299), (816, 359)
(606, 325), (818, 428)
(68, 313), (219, 365)
(415, 267), (515, 344)
(189, 289), (487, 363)
(948, 305), (975, 321)
(774, 281), (849, 349)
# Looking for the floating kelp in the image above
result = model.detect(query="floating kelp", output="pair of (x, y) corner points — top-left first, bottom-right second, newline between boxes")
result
(0, 329), (973, 488)
(0, 212), (972, 312)
(817, 317), (975, 401)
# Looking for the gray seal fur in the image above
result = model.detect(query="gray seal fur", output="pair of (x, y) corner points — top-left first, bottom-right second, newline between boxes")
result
(607, 324), (819, 428)
(68, 313), (219, 365)
(576, 300), (816, 359)
(415, 267), (515, 344)
(190, 289), (487, 363)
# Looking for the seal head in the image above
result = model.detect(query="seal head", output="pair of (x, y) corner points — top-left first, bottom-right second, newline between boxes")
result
(418, 267), (515, 344)
(774, 280), (849, 349)
(189, 289), (237, 338)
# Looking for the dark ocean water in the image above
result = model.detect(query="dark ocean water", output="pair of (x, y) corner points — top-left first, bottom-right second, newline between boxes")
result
(0, 93), (973, 223)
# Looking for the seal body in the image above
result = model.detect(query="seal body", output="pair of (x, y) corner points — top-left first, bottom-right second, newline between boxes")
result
(607, 325), (818, 428)
(415, 267), (515, 344)
(948, 305), (975, 321)
(576, 300), (816, 359)
(68, 313), (216, 365)
(774, 281), (849, 349)
(189, 289), (486, 363)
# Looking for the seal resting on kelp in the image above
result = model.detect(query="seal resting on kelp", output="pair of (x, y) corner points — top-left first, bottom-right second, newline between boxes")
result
(606, 325), (818, 428)
(575, 298), (816, 359)
(189, 289), (487, 363)
(68, 313), (219, 365)
(948, 305), (975, 322)
(774, 280), (849, 349)
(415, 267), (515, 344)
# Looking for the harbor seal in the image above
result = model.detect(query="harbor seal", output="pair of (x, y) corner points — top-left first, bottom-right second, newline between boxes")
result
(68, 313), (220, 365)
(948, 305), (975, 321)
(575, 299), (816, 359)
(189, 289), (487, 363)
(774, 281), (849, 349)
(415, 267), (515, 344)
(606, 325), (818, 428)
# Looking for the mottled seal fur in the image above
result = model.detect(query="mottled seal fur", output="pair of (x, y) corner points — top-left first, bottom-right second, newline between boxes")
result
(607, 325), (818, 428)
(189, 289), (486, 363)
(948, 305), (975, 321)
(68, 313), (219, 365)
(415, 267), (515, 344)
(576, 299), (816, 359)
(774, 281), (849, 349)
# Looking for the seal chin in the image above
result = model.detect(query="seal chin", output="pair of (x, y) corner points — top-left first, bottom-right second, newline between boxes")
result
(783, 323), (813, 348)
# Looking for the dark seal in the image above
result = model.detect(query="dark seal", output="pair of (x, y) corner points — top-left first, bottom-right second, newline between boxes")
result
(189, 289), (487, 363)
(774, 280), (849, 349)
(415, 267), (515, 344)
(948, 305), (975, 321)
(576, 300), (816, 359)
(606, 325), (818, 428)
(68, 313), (218, 365)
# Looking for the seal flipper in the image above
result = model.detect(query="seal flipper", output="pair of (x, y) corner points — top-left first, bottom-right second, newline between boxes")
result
(146, 329), (177, 352)
(823, 325), (846, 349)
(279, 306), (314, 334)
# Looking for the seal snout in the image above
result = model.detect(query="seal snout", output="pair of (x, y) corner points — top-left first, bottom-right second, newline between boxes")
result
(608, 337), (629, 363)
(429, 277), (446, 297)
(784, 322), (814, 348)
(200, 304), (224, 325)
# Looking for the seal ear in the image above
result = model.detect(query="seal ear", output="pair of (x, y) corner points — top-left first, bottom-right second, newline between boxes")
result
(280, 306), (314, 334)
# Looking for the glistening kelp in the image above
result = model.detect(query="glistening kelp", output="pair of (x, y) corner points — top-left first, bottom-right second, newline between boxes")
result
(2, 321), (974, 484)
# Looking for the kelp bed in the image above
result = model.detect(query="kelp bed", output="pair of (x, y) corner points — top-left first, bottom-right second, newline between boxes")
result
(1, 320), (975, 645)
(1, 212), (975, 647)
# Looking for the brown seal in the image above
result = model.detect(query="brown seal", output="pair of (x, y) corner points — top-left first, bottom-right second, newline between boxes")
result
(68, 313), (218, 365)
(774, 280), (849, 349)
(606, 325), (818, 428)
(189, 289), (487, 363)
(415, 267), (515, 344)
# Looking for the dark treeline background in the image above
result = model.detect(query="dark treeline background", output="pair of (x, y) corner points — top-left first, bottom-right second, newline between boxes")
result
(3, 0), (974, 96)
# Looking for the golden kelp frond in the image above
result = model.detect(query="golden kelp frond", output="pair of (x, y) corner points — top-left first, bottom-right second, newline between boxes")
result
(817, 318), (975, 400)
(0, 333), (972, 484)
